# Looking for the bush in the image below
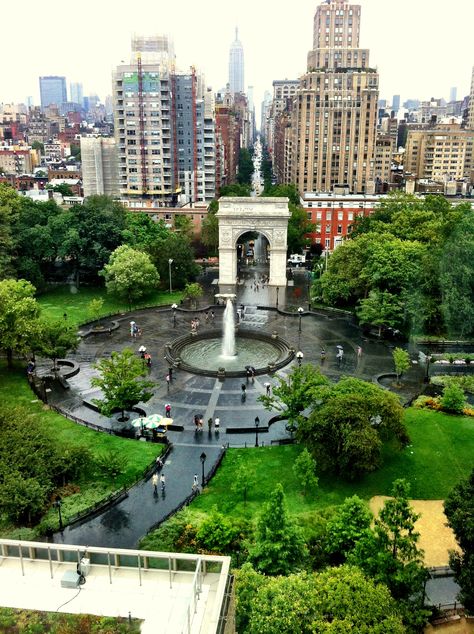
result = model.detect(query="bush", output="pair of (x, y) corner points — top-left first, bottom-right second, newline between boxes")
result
(441, 383), (467, 413)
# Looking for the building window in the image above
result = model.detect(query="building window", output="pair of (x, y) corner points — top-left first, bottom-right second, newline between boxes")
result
(307, 212), (312, 220)
(337, 225), (342, 234)
(338, 211), (343, 220)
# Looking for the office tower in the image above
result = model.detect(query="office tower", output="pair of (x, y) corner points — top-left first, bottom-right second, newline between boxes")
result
(469, 67), (474, 129)
(289, 0), (379, 193)
(228, 28), (244, 94)
(260, 90), (272, 138)
(449, 86), (457, 103)
(39, 76), (67, 109)
(70, 82), (84, 106)
(392, 94), (400, 112)
(81, 137), (119, 198)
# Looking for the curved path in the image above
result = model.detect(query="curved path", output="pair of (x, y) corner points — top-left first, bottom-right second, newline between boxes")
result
(43, 269), (423, 549)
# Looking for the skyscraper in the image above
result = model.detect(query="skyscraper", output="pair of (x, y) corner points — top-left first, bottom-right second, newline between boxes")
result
(228, 28), (244, 94)
(468, 68), (474, 129)
(289, 0), (379, 194)
(392, 94), (400, 112)
(39, 76), (67, 109)
(449, 86), (457, 103)
(70, 82), (84, 107)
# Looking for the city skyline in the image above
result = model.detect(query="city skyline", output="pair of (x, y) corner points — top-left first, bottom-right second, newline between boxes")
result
(1, 0), (473, 110)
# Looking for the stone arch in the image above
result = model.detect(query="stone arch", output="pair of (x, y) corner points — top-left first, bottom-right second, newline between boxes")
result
(216, 197), (290, 287)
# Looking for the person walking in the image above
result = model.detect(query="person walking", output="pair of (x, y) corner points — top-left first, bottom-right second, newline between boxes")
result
(214, 417), (220, 434)
(192, 474), (199, 490)
(152, 473), (158, 494)
(166, 374), (170, 392)
(241, 383), (246, 401)
(165, 403), (171, 417)
(264, 382), (271, 396)
(207, 417), (213, 433)
(160, 473), (166, 491)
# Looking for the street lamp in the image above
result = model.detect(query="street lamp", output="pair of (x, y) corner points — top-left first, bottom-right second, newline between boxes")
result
(200, 451), (207, 487)
(54, 498), (63, 531)
(424, 354), (432, 383)
(168, 258), (173, 294)
(298, 306), (304, 332)
(276, 286), (279, 308)
(171, 303), (178, 327)
(296, 351), (304, 367)
(254, 416), (260, 447)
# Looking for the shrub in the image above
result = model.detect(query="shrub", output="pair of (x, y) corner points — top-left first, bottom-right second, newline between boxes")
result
(441, 383), (467, 413)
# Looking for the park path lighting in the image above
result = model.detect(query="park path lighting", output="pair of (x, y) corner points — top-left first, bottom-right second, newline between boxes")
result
(276, 286), (280, 308)
(171, 303), (178, 327)
(200, 451), (207, 487)
(54, 498), (63, 531)
(168, 258), (173, 294)
(424, 354), (432, 383)
(298, 306), (304, 332)
(296, 350), (304, 367)
(255, 416), (260, 447)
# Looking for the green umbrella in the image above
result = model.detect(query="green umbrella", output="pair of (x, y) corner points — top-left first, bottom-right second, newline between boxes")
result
(132, 417), (148, 429)
(145, 414), (164, 425)
(145, 420), (162, 430)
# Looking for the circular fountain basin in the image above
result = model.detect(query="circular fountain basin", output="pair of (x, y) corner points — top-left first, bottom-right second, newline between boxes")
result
(166, 329), (295, 377)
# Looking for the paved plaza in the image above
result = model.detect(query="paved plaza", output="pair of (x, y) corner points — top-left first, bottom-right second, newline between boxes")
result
(41, 264), (423, 549)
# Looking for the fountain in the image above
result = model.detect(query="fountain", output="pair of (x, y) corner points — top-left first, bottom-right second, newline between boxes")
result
(221, 297), (236, 358)
(165, 293), (294, 377)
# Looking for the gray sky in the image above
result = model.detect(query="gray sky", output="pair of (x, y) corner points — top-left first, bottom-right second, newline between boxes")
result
(2, 0), (473, 111)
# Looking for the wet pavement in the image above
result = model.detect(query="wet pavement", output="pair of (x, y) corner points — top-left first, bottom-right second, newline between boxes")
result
(40, 264), (425, 548)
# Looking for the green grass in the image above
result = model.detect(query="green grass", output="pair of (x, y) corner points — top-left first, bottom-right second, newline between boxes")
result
(37, 285), (184, 326)
(190, 408), (474, 523)
(0, 364), (163, 537)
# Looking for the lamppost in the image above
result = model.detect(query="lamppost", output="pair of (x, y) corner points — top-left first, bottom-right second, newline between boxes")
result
(298, 306), (304, 332)
(254, 416), (260, 447)
(168, 258), (173, 294)
(424, 354), (432, 383)
(200, 451), (207, 487)
(171, 303), (178, 327)
(54, 498), (63, 531)
(307, 271), (312, 311)
(296, 351), (304, 367)
(276, 286), (279, 308)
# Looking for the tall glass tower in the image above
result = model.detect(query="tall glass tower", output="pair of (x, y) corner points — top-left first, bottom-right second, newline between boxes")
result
(228, 28), (244, 94)
(39, 76), (67, 109)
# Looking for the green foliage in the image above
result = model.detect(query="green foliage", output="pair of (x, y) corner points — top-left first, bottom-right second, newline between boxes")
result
(88, 297), (104, 324)
(444, 469), (474, 613)
(440, 382), (467, 413)
(350, 480), (428, 631)
(0, 183), (22, 278)
(231, 462), (256, 505)
(292, 448), (318, 495)
(325, 495), (373, 564)
(196, 506), (244, 554)
(32, 318), (78, 369)
(235, 564), (406, 634)
(431, 374), (474, 394)
(298, 376), (408, 479)
(356, 289), (404, 336)
(95, 449), (127, 480)
(0, 278), (39, 367)
(140, 509), (199, 554)
(258, 363), (329, 424)
(0, 607), (141, 633)
(219, 183), (252, 197)
(184, 282), (203, 307)
(248, 483), (307, 575)
(393, 347), (410, 384)
(46, 183), (74, 196)
(147, 231), (199, 290)
(92, 348), (155, 420)
(101, 244), (160, 308)
(201, 206), (219, 254)
(121, 212), (169, 251)
(237, 148), (254, 185)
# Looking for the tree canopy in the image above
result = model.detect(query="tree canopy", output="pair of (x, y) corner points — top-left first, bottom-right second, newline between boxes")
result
(0, 279), (39, 368)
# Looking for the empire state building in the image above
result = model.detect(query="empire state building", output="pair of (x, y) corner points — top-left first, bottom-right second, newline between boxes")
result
(228, 27), (244, 94)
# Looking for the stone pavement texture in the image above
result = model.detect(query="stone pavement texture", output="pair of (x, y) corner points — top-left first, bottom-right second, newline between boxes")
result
(42, 264), (423, 549)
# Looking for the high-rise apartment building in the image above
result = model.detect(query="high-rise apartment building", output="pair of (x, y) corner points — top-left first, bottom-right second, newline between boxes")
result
(392, 94), (400, 112)
(39, 76), (67, 109)
(228, 28), (244, 94)
(113, 35), (216, 204)
(289, 0), (379, 194)
(81, 137), (119, 198)
(468, 67), (474, 129)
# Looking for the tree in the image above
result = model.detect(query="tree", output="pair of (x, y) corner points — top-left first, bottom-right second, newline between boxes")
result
(147, 231), (200, 290)
(92, 348), (154, 421)
(231, 463), (256, 505)
(101, 245), (160, 309)
(350, 479), (428, 630)
(356, 289), (404, 336)
(258, 363), (329, 426)
(184, 282), (203, 308)
(393, 347), (410, 385)
(31, 141), (44, 154)
(0, 279), (39, 368)
(325, 495), (372, 564)
(297, 376), (408, 479)
(440, 382), (467, 413)
(201, 207), (219, 255)
(444, 469), (474, 613)
(292, 448), (318, 496)
(237, 148), (254, 185)
(88, 298), (104, 326)
(174, 214), (193, 239)
(247, 483), (307, 575)
(33, 318), (78, 371)
(236, 564), (406, 634)
(122, 212), (169, 251)
(196, 507), (246, 555)
(0, 183), (23, 279)
(46, 183), (74, 197)
(219, 183), (252, 197)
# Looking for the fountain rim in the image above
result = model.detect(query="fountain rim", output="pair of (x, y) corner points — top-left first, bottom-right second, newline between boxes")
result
(165, 328), (296, 378)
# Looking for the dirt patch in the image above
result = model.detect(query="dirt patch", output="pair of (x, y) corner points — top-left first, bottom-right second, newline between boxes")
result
(369, 497), (460, 567)
(425, 617), (474, 633)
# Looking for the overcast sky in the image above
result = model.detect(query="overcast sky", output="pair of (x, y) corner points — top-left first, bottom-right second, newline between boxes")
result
(2, 0), (473, 112)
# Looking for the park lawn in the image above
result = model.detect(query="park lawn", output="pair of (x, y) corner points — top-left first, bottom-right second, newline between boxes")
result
(190, 408), (474, 524)
(37, 285), (184, 326)
(0, 364), (163, 537)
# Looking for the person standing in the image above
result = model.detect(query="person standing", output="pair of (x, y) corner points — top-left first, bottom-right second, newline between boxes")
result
(165, 403), (171, 417)
(264, 382), (271, 396)
(241, 383), (246, 401)
(207, 417), (213, 432)
(166, 374), (170, 392)
(192, 474), (199, 490)
(152, 473), (158, 494)
(214, 417), (220, 434)
(357, 345), (363, 359)
(160, 473), (166, 491)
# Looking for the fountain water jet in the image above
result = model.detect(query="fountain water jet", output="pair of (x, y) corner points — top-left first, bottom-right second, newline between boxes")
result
(221, 297), (236, 357)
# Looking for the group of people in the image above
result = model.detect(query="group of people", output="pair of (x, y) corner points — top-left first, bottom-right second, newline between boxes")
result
(319, 345), (362, 365)
(204, 311), (216, 323)
(139, 346), (152, 367)
(130, 321), (142, 338)
(151, 471), (166, 494)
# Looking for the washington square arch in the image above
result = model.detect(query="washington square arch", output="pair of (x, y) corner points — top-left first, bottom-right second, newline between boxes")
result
(216, 197), (290, 288)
